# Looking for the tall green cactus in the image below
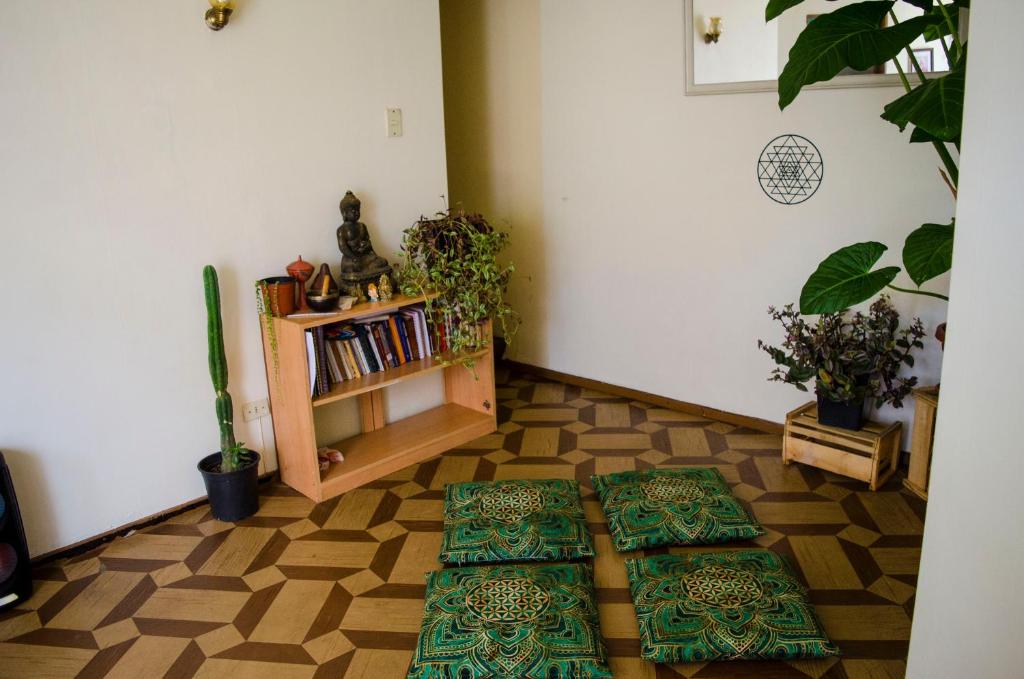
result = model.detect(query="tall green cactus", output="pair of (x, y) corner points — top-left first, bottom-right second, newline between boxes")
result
(203, 265), (241, 472)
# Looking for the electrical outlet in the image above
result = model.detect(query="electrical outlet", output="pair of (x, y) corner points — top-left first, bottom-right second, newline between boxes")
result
(243, 398), (270, 422)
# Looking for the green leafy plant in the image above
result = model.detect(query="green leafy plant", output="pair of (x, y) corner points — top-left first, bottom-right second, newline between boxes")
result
(758, 295), (926, 407)
(204, 265), (247, 472)
(397, 208), (520, 365)
(769, 0), (967, 313)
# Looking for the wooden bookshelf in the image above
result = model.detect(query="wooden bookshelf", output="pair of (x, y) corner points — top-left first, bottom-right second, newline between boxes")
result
(260, 294), (496, 502)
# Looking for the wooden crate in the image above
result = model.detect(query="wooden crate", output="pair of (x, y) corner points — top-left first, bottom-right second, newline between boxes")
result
(783, 402), (902, 491)
(903, 386), (939, 500)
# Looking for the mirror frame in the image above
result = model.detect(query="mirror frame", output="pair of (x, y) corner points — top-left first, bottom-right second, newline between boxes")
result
(683, 0), (920, 96)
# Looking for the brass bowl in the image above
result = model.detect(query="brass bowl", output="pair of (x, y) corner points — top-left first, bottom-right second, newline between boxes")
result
(306, 292), (340, 312)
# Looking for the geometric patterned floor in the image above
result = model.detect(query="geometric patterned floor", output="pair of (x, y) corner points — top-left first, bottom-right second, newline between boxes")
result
(0, 366), (925, 678)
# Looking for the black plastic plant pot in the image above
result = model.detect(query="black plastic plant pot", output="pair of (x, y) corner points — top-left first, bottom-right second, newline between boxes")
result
(816, 395), (865, 431)
(197, 451), (260, 522)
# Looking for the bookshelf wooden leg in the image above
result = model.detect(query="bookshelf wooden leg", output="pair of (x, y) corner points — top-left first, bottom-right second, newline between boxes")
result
(359, 391), (385, 433)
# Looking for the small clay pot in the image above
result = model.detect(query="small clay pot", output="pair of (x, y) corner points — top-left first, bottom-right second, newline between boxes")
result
(258, 277), (296, 317)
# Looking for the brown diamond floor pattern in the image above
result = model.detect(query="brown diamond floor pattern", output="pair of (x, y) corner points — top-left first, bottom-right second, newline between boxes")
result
(0, 366), (925, 678)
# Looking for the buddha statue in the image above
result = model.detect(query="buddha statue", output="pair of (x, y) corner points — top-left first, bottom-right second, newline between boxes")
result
(337, 191), (390, 276)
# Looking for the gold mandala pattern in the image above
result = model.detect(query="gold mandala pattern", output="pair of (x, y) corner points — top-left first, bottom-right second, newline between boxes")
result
(641, 475), (705, 503)
(683, 565), (763, 608)
(479, 484), (546, 524)
(465, 577), (551, 623)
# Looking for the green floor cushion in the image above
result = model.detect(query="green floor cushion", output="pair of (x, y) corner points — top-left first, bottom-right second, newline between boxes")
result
(407, 562), (612, 678)
(592, 468), (764, 551)
(626, 551), (840, 663)
(440, 479), (595, 564)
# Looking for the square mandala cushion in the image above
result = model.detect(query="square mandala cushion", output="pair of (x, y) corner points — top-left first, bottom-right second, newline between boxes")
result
(592, 468), (763, 551)
(407, 562), (612, 679)
(626, 551), (840, 663)
(439, 479), (595, 565)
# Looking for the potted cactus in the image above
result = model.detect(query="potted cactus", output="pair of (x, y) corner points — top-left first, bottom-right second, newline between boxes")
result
(197, 265), (261, 521)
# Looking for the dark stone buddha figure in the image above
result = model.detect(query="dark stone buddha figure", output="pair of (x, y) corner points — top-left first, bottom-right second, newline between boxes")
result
(336, 191), (392, 299)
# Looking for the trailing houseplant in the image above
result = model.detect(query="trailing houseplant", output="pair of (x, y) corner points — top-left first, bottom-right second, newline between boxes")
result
(768, 0), (967, 314)
(396, 208), (520, 366)
(758, 295), (925, 429)
(197, 265), (260, 521)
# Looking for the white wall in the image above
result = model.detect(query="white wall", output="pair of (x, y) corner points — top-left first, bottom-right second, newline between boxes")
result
(907, 2), (1024, 676)
(445, 0), (949, 437)
(0, 0), (449, 556)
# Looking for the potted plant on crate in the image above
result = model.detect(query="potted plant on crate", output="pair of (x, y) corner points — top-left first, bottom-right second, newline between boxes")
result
(758, 296), (926, 430)
(396, 208), (520, 364)
(197, 265), (261, 521)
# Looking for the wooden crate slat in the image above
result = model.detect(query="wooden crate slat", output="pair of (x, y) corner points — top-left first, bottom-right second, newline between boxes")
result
(787, 438), (874, 481)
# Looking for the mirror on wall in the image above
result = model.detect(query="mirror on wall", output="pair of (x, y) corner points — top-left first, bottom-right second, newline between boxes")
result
(684, 0), (956, 95)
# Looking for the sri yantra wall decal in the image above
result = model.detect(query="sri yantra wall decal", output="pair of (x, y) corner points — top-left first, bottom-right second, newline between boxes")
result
(757, 134), (823, 205)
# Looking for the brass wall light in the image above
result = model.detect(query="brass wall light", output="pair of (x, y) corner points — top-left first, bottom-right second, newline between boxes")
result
(205, 0), (236, 31)
(704, 16), (723, 44)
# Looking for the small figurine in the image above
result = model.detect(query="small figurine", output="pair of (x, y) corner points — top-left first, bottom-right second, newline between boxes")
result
(336, 191), (393, 298)
(286, 256), (315, 311)
(367, 283), (379, 302)
(378, 273), (393, 302)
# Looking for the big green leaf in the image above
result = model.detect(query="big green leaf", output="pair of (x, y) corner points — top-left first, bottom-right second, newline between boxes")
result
(881, 66), (965, 141)
(800, 242), (901, 314)
(766, 0), (809, 22)
(909, 126), (941, 144)
(779, 1), (941, 110)
(924, 4), (957, 40)
(903, 221), (954, 286)
(902, 0), (933, 9)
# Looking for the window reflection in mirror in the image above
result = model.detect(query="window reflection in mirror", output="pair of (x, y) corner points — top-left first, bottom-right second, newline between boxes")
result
(689, 0), (952, 88)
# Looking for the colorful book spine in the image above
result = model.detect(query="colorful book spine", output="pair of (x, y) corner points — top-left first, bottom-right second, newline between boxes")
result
(350, 337), (369, 375)
(395, 315), (413, 362)
(342, 340), (360, 378)
(314, 326), (330, 396)
(373, 323), (397, 369)
(388, 317), (407, 365)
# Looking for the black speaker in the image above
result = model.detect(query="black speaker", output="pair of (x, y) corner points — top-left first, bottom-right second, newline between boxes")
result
(0, 452), (32, 611)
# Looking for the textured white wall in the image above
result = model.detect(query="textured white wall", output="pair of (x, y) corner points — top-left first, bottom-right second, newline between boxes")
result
(907, 2), (1024, 676)
(0, 0), (449, 556)
(445, 0), (950, 436)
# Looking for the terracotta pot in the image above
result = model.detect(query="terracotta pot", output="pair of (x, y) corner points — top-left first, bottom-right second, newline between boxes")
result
(258, 276), (296, 317)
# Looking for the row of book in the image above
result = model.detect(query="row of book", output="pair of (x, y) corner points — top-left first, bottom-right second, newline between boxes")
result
(305, 305), (437, 397)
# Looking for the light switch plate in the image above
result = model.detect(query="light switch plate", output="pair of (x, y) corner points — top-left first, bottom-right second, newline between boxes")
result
(387, 108), (403, 137)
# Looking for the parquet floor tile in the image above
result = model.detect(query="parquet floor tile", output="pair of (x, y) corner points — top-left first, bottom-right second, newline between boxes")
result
(0, 366), (925, 677)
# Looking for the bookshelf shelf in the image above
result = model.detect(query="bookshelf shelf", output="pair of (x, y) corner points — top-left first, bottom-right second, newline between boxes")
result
(260, 294), (496, 503)
(312, 349), (488, 407)
(320, 403), (495, 497)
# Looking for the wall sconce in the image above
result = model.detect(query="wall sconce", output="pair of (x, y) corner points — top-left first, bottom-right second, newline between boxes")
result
(205, 0), (236, 31)
(704, 16), (723, 44)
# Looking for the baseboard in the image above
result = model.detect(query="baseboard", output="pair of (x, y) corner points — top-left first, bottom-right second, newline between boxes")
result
(503, 361), (785, 435)
(31, 472), (277, 566)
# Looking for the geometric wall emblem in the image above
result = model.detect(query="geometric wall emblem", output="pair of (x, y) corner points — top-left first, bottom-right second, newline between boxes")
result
(757, 134), (824, 205)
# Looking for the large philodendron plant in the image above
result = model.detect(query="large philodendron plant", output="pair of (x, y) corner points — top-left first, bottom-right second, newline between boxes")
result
(769, 0), (967, 313)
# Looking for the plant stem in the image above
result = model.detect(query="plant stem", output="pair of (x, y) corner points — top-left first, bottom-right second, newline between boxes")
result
(886, 284), (949, 302)
(891, 53), (913, 94)
(937, 2), (962, 54)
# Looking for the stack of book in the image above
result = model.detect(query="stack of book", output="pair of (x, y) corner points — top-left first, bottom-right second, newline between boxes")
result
(305, 305), (437, 397)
